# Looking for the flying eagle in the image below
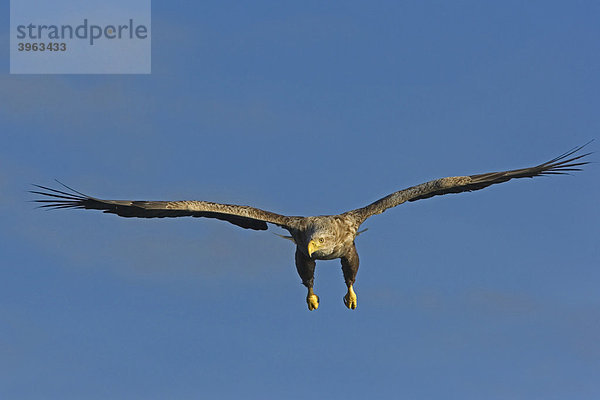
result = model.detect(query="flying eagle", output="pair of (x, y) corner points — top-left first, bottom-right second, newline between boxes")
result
(32, 144), (590, 310)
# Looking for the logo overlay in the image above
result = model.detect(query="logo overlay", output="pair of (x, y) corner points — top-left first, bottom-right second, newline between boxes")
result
(10, 0), (151, 74)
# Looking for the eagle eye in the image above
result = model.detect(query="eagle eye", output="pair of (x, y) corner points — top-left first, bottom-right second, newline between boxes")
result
(318, 237), (324, 243)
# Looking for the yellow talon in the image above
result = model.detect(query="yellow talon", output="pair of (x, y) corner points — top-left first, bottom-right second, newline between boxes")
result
(343, 285), (357, 309)
(307, 294), (320, 310)
(306, 288), (320, 310)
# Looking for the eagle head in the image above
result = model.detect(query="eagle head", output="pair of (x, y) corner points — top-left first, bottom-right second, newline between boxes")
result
(306, 228), (337, 259)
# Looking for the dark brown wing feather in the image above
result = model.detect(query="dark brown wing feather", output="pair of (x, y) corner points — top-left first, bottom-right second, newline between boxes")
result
(348, 142), (592, 223)
(31, 183), (296, 230)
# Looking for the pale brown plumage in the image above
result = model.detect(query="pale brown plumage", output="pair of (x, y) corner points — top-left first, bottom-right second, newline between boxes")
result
(32, 143), (591, 310)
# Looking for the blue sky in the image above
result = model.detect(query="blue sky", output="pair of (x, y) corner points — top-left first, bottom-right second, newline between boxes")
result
(1, 1), (599, 399)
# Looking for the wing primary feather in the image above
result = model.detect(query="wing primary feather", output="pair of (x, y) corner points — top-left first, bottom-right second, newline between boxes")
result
(543, 140), (593, 164)
(29, 190), (82, 201)
(37, 204), (81, 210)
(30, 184), (84, 199)
(54, 179), (90, 198)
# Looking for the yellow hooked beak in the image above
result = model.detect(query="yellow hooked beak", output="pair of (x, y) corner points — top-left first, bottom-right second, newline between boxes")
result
(307, 239), (319, 257)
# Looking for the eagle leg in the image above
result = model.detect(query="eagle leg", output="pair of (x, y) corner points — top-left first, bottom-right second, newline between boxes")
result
(341, 245), (359, 310)
(295, 247), (319, 311)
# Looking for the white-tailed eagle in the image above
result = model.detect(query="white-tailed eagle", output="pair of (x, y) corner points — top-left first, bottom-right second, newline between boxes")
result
(32, 143), (591, 310)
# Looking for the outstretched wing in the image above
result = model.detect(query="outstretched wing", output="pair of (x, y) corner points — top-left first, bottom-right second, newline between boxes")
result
(31, 183), (297, 231)
(348, 143), (591, 224)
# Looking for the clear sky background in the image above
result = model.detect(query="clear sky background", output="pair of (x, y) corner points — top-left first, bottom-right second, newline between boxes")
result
(1, 1), (599, 399)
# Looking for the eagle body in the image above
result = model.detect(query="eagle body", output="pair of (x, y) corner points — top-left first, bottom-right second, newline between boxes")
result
(290, 214), (359, 260)
(32, 143), (590, 311)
